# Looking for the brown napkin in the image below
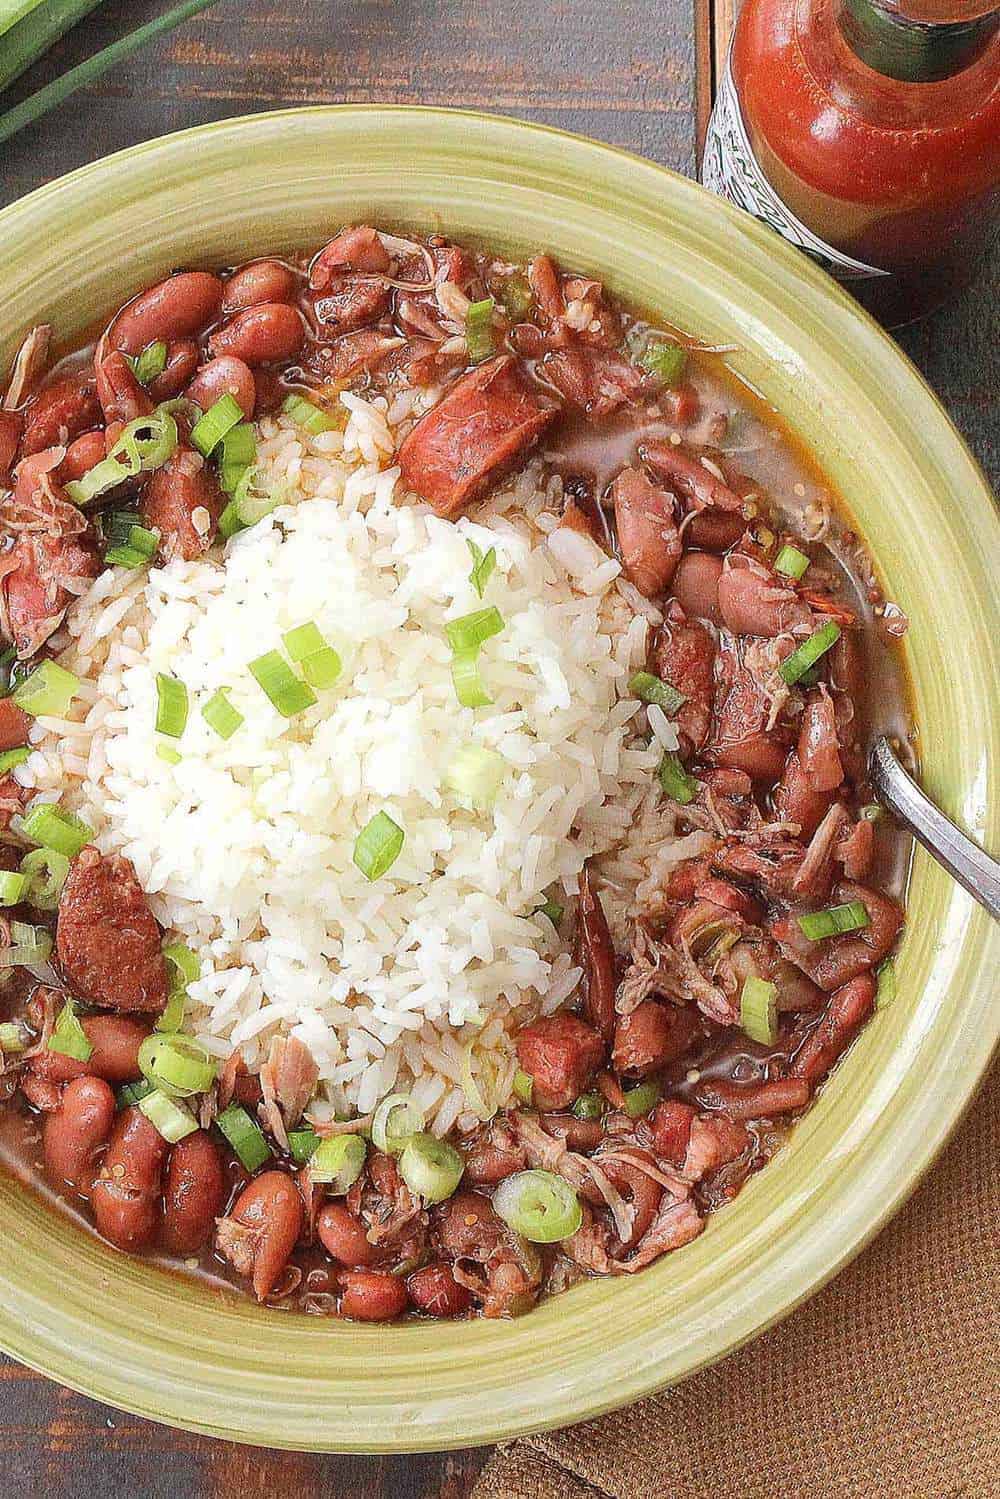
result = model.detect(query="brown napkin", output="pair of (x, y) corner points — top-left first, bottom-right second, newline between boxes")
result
(474, 1062), (999, 1499)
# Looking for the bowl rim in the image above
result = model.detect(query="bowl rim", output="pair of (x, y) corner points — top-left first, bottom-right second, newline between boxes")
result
(0, 103), (997, 1453)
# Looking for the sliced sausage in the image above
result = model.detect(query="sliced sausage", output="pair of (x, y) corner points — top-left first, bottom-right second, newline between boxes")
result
(515, 1012), (606, 1111)
(0, 697), (29, 751)
(56, 847), (167, 1013)
(140, 443), (224, 561)
(92, 1105), (167, 1250)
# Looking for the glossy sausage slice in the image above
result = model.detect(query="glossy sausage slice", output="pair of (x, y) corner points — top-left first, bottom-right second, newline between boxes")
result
(56, 847), (167, 1013)
(397, 355), (557, 517)
(515, 1012), (605, 1111)
(21, 375), (101, 456)
(140, 444), (224, 561)
(92, 1105), (168, 1250)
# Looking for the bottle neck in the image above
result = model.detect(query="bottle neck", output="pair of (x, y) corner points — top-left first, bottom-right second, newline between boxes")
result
(839, 0), (1000, 80)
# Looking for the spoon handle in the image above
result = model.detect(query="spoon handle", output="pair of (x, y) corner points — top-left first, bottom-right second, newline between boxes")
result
(869, 737), (1000, 921)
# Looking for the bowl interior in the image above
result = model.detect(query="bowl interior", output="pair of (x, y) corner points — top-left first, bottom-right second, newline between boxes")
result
(0, 107), (996, 1452)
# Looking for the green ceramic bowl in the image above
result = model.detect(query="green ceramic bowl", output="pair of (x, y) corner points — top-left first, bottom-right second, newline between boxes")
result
(0, 108), (996, 1453)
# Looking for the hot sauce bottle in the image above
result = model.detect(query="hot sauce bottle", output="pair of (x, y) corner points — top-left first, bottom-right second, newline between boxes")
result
(702, 1), (1000, 325)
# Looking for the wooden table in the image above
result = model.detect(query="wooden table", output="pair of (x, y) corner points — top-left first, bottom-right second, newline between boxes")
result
(0, 4), (995, 1495)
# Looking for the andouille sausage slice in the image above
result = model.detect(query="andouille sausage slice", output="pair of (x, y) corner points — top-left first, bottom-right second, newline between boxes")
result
(515, 1013), (605, 1111)
(140, 443), (224, 561)
(56, 847), (167, 1013)
(397, 355), (557, 517)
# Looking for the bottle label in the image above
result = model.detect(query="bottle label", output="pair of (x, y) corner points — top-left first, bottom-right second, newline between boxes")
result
(702, 53), (890, 283)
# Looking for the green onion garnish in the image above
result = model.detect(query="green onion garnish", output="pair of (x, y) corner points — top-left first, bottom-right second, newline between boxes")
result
(779, 621), (841, 686)
(639, 339), (686, 386)
(0, 872), (27, 906)
(48, 1000), (93, 1062)
(623, 1081), (660, 1118)
(465, 298), (496, 364)
(450, 651), (492, 709)
(534, 898), (564, 928)
(105, 524), (159, 570)
(860, 803), (884, 822)
(156, 743), (182, 765)
(774, 544), (810, 580)
(353, 810), (405, 881)
(571, 1092), (604, 1121)
(0, 1022), (27, 1054)
(138, 1088), (198, 1143)
(154, 989), (186, 1034)
(131, 341), (168, 386)
(282, 393), (340, 435)
(371, 1093), (424, 1156)
(190, 393), (244, 457)
(116, 1078), (154, 1109)
(235, 469), (282, 530)
(215, 1103), (272, 1172)
(512, 1068), (534, 1105)
(466, 538), (497, 599)
(248, 651), (317, 719)
(64, 409), (179, 506)
(0, 746), (30, 775)
(220, 421), (256, 472)
(445, 606), (505, 655)
(0, 921), (52, 969)
(12, 660), (80, 719)
(309, 1133), (367, 1192)
(138, 1032), (216, 1098)
(658, 752), (699, 805)
(163, 941), (199, 990)
(283, 623), (325, 661)
(218, 498), (244, 540)
(875, 958), (896, 1009)
(628, 670), (686, 714)
(286, 1128), (320, 1165)
(21, 803), (92, 859)
(797, 900), (870, 942)
(201, 688), (244, 740)
(19, 847), (69, 910)
(301, 647), (342, 691)
(740, 975), (778, 1044)
(398, 1132), (465, 1204)
(155, 672), (189, 739)
(493, 1168), (582, 1243)
(445, 744), (506, 812)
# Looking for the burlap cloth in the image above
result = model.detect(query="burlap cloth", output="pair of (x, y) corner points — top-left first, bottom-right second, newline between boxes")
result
(473, 1061), (998, 1499)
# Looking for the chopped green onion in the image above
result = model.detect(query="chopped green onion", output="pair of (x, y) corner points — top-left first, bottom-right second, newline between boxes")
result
(12, 660), (80, 719)
(774, 544), (810, 580)
(571, 1092), (604, 1121)
(190, 393), (243, 457)
(309, 1133), (366, 1192)
(21, 803), (92, 859)
(215, 1103), (272, 1172)
(163, 941), (200, 990)
(639, 339), (686, 386)
(860, 803), (884, 823)
(0, 746), (30, 774)
(101, 509), (143, 545)
(445, 744), (506, 812)
(138, 1033), (216, 1099)
(779, 621), (841, 686)
(372, 1093), (425, 1155)
(658, 751), (699, 805)
(494, 1169), (583, 1243)
(466, 539), (497, 599)
(0, 871), (27, 906)
(138, 1088), (198, 1143)
(220, 421), (257, 471)
(116, 1078), (154, 1109)
(0, 1022), (27, 1054)
(875, 958), (896, 1009)
(398, 1132), (464, 1204)
(353, 810), (405, 881)
(0, 926), (53, 968)
(623, 1081), (660, 1118)
(64, 409), (178, 506)
(797, 900), (870, 942)
(48, 1000), (93, 1062)
(156, 743), (182, 765)
(234, 467), (282, 527)
(155, 672), (188, 739)
(65, 457), (129, 507)
(282, 393), (340, 435)
(450, 650), (492, 708)
(512, 1069), (534, 1105)
(740, 975), (778, 1045)
(287, 1128), (320, 1165)
(131, 341), (168, 386)
(628, 670), (686, 714)
(154, 989), (186, 1034)
(248, 651), (317, 719)
(105, 524), (159, 568)
(201, 688), (244, 740)
(19, 848), (70, 911)
(104, 545), (149, 569)
(496, 273), (533, 320)
(218, 498), (244, 540)
(465, 298), (496, 364)
(534, 898), (564, 928)
(283, 623), (326, 661)
(301, 647), (342, 691)
(445, 606), (505, 655)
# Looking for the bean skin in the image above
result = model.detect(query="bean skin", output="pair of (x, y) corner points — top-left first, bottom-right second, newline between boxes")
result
(208, 303), (305, 366)
(217, 1171), (303, 1301)
(161, 1131), (227, 1256)
(110, 272), (223, 355)
(147, 340), (200, 402)
(95, 351), (154, 426)
(0, 410), (21, 478)
(407, 1262), (473, 1318)
(184, 356), (256, 419)
(339, 1269), (409, 1322)
(29, 1015), (150, 1085)
(316, 1201), (377, 1267)
(21, 376), (101, 456)
(223, 260), (298, 313)
(43, 1075), (115, 1197)
(60, 430), (107, 483)
(671, 552), (724, 626)
(92, 1105), (167, 1250)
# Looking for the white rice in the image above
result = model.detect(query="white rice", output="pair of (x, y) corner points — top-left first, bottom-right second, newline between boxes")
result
(20, 392), (663, 1130)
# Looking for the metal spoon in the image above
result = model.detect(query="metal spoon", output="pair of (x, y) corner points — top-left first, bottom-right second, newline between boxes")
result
(868, 736), (1000, 921)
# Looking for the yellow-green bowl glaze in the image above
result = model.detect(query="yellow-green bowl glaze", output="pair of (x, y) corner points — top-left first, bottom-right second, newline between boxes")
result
(0, 108), (996, 1453)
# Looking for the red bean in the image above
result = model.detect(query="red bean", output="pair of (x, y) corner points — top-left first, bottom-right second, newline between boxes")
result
(30, 1015), (150, 1085)
(184, 356), (256, 418)
(223, 260), (299, 313)
(217, 1171), (303, 1300)
(161, 1131), (227, 1256)
(110, 272), (224, 355)
(684, 509), (748, 552)
(95, 351), (154, 426)
(147, 340), (200, 402)
(60, 430), (107, 482)
(407, 1262), (473, 1318)
(207, 303), (304, 366)
(671, 552), (724, 625)
(21, 375), (101, 455)
(316, 1201), (377, 1266)
(43, 1075), (115, 1196)
(0, 410), (21, 478)
(92, 1106), (167, 1250)
(339, 1269), (409, 1322)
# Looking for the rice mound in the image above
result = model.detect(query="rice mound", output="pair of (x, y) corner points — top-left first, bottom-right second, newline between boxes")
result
(19, 392), (660, 1132)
